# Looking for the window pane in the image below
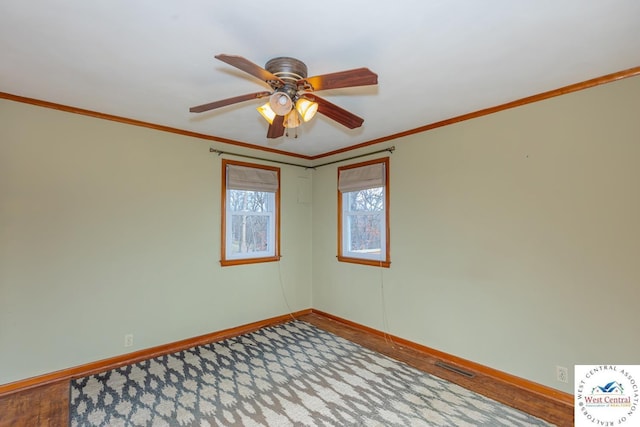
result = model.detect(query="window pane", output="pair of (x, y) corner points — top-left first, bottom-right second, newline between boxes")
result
(228, 189), (271, 213)
(226, 189), (274, 258)
(347, 212), (382, 253)
(343, 187), (385, 258)
(347, 187), (384, 212)
(230, 214), (271, 255)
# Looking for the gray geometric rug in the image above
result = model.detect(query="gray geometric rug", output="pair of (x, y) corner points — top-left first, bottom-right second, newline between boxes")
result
(69, 321), (553, 426)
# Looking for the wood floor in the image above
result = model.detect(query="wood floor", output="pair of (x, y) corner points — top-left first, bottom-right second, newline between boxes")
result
(0, 312), (573, 426)
(300, 313), (573, 426)
(0, 381), (68, 427)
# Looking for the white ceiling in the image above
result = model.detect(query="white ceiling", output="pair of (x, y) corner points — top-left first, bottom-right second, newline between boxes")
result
(2, 1), (639, 158)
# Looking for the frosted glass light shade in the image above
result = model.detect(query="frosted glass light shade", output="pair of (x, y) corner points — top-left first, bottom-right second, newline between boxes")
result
(284, 110), (300, 128)
(295, 98), (318, 122)
(257, 102), (276, 124)
(269, 92), (293, 116)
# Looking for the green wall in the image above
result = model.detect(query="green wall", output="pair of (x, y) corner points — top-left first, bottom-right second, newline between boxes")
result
(312, 75), (640, 394)
(0, 101), (312, 385)
(2, 74), (639, 393)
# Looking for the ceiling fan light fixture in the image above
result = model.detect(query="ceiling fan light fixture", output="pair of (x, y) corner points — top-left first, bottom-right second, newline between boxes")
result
(257, 102), (276, 124)
(295, 98), (319, 122)
(283, 109), (300, 129)
(269, 92), (293, 116)
(190, 54), (377, 138)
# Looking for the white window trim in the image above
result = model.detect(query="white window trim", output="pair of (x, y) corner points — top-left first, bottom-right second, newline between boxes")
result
(225, 193), (276, 260)
(342, 197), (387, 262)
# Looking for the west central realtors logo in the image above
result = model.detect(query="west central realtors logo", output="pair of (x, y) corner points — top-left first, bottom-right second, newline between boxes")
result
(585, 381), (629, 406)
(575, 365), (639, 426)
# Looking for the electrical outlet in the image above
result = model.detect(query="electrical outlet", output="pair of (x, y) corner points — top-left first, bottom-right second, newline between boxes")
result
(556, 365), (569, 383)
(124, 334), (134, 348)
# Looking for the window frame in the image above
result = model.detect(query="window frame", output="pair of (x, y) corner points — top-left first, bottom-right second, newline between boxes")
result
(220, 159), (281, 267)
(337, 157), (390, 268)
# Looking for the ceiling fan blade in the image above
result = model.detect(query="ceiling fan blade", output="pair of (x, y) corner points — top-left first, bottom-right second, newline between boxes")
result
(189, 91), (271, 113)
(215, 54), (284, 88)
(298, 68), (378, 91)
(267, 115), (285, 139)
(302, 94), (364, 129)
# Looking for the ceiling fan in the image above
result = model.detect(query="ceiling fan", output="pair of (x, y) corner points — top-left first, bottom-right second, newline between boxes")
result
(189, 54), (378, 138)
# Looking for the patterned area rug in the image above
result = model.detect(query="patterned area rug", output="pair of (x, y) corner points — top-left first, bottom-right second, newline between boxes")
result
(70, 321), (553, 426)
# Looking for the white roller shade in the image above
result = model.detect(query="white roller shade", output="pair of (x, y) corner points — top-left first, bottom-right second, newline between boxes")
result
(227, 164), (278, 192)
(338, 162), (385, 192)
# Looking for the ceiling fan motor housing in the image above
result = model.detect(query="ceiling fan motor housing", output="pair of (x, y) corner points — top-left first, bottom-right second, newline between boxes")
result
(265, 57), (308, 115)
(265, 57), (308, 82)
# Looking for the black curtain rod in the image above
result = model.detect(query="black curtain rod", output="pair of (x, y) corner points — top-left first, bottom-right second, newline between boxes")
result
(312, 146), (395, 168)
(209, 148), (310, 168)
(209, 146), (395, 169)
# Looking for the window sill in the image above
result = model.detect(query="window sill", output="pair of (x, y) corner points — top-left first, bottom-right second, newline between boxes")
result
(337, 255), (390, 268)
(220, 256), (280, 267)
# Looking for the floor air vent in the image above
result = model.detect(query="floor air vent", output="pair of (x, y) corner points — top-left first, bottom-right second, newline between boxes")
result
(435, 361), (476, 378)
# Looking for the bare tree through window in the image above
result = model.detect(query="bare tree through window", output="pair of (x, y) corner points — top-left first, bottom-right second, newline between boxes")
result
(346, 188), (384, 254)
(228, 190), (271, 254)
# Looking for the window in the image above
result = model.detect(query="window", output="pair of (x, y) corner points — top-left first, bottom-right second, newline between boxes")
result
(221, 159), (280, 266)
(338, 157), (390, 267)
